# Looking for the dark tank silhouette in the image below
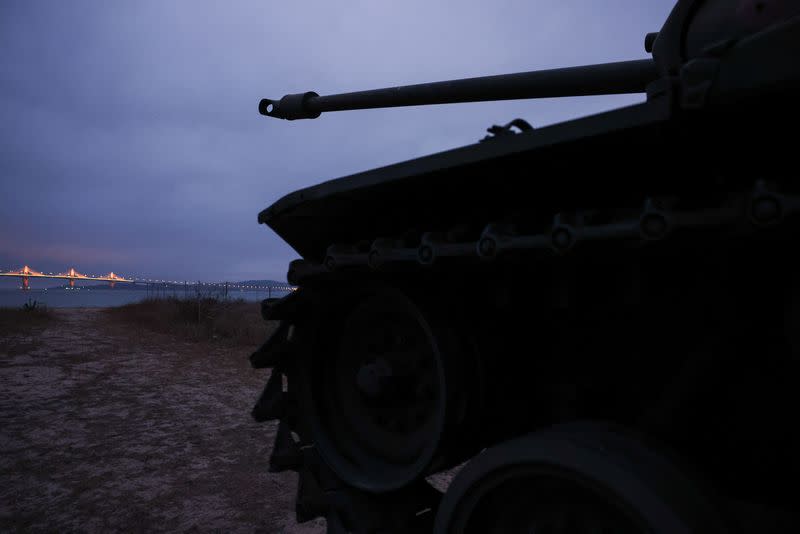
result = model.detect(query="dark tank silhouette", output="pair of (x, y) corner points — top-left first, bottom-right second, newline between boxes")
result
(250, 1), (800, 532)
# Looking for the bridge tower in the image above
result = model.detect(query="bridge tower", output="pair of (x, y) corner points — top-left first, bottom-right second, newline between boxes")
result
(69, 268), (76, 288)
(22, 265), (30, 290)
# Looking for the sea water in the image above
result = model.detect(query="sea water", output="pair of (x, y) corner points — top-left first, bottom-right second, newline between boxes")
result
(0, 288), (286, 309)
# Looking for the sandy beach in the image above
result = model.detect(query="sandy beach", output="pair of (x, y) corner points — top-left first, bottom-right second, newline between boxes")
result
(0, 308), (325, 533)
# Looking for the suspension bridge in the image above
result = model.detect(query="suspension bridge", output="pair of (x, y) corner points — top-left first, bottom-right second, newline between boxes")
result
(0, 266), (131, 290)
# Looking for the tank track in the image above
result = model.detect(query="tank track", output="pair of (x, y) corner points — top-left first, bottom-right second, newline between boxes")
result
(250, 298), (442, 533)
(250, 179), (800, 533)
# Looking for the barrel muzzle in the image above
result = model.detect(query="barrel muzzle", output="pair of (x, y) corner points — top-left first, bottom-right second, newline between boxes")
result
(259, 91), (321, 120)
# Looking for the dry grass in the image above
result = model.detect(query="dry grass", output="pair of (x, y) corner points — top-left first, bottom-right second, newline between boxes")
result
(0, 301), (56, 337)
(105, 297), (271, 346)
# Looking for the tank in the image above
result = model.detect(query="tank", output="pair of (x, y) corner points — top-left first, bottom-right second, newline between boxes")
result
(249, 1), (800, 532)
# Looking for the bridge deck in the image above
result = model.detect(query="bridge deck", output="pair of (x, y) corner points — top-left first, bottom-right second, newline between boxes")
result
(0, 273), (132, 282)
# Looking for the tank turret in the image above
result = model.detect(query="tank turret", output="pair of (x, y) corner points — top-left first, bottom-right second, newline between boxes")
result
(259, 0), (800, 123)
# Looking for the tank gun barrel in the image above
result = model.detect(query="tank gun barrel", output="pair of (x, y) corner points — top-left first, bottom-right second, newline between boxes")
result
(259, 58), (657, 120)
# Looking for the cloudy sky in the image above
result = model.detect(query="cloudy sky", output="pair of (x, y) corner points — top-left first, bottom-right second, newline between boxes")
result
(0, 1), (674, 284)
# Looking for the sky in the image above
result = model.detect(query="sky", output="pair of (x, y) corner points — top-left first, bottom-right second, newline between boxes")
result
(0, 1), (675, 284)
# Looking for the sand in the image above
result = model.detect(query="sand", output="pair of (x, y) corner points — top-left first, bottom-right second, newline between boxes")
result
(0, 308), (325, 533)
